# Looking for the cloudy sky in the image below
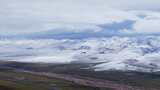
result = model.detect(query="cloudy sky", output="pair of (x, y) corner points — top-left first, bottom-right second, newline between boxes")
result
(1, 0), (160, 37)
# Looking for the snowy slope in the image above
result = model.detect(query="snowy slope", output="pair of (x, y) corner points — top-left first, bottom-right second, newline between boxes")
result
(0, 36), (160, 72)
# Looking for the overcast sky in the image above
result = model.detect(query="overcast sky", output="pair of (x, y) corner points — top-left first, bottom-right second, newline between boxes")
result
(1, 0), (160, 36)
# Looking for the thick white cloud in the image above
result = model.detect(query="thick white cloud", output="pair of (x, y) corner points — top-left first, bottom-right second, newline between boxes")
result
(132, 11), (160, 33)
(0, 0), (160, 35)
(134, 19), (160, 33)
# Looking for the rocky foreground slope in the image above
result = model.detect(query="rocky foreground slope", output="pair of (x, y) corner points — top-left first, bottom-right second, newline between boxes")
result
(0, 61), (160, 90)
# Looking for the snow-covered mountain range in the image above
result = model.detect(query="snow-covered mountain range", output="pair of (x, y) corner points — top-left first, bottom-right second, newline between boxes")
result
(0, 36), (160, 72)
